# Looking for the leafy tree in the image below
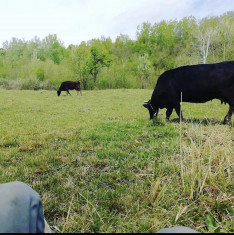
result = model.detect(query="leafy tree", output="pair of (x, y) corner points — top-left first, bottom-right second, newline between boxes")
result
(70, 42), (91, 90)
(86, 40), (111, 86)
(41, 34), (65, 64)
(135, 22), (152, 55)
(137, 53), (151, 88)
(0, 48), (6, 78)
(192, 17), (219, 64)
(218, 14), (234, 61)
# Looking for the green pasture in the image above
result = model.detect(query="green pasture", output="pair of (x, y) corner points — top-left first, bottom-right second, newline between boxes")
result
(0, 89), (233, 233)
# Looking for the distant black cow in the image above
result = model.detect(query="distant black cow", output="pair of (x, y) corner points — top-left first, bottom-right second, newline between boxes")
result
(143, 61), (234, 124)
(57, 81), (82, 96)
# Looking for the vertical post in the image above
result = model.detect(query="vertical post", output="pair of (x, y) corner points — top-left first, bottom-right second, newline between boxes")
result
(180, 92), (184, 187)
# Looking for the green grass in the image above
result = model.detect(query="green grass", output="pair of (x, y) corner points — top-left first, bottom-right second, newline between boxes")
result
(0, 89), (233, 233)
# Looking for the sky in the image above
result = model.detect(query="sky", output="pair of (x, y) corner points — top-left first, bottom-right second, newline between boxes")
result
(1, 0), (234, 47)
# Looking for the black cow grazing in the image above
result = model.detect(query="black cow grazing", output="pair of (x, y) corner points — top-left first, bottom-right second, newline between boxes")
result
(143, 61), (234, 124)
(57, 81), (82, 96)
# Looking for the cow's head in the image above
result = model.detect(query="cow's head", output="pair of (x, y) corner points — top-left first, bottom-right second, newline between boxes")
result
(57, 90), (61, 96)
(143, 100), (158, 120)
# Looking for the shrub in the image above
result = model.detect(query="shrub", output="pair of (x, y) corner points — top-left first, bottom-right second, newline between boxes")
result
(35, 67), (45, 81)
(0, 77), (55, 90)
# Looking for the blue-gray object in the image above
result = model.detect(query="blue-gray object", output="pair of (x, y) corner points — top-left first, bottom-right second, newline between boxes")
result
(0, 181), (45, 233)
(157, 226), (198, 233)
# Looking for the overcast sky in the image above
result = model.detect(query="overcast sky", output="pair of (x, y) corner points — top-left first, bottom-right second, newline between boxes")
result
(1, 0), (234, 47)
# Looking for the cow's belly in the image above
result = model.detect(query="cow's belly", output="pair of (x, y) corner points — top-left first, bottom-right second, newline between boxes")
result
(180, 90), (216, 103)
(183, 97), (214, 103)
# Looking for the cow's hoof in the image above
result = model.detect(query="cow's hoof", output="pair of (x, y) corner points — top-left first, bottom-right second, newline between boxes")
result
(223, 120), (230, 125)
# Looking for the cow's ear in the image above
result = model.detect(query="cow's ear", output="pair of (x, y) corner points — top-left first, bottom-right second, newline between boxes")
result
(143, 101), (149, 108)
(143, 103), (149, 108)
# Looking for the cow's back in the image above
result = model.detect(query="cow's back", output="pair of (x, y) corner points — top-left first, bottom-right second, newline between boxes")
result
(153, 61), (234, 103)
(60, 81), (80, 90)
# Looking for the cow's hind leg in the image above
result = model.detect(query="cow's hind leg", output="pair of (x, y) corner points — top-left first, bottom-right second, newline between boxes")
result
(175, 104), (184, 121)
(166, 107), (173, 121)
(76, 90), (82, 96)
(224, 104), (234, 124)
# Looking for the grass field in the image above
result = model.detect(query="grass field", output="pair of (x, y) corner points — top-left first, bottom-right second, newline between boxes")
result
(0, 89), (233, 233)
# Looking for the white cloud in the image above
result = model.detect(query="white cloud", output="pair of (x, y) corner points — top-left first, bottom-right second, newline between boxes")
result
(0, 0), (234, 47)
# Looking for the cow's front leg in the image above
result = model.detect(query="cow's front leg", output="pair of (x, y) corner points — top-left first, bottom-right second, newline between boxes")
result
(175, 104), (184, 121)
(224, 105), (233, 124)
(166, 107), (173, 121)
(67, 90), (71, 96)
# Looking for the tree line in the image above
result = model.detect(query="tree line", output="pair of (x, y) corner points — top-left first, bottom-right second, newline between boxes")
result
(0, 12), (234, 90)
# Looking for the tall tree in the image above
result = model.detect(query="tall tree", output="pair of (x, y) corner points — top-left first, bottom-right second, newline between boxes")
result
(193, 17), (218, 64)
(218, 14), (234, 61)
(41, 34), (65, 64)
(137, 53), (151, 88)
(70, 42), (91, 90)
(87, 40), (111, 86)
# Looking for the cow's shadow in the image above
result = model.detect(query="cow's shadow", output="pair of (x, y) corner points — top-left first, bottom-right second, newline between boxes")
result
(170, 117), (223, 126)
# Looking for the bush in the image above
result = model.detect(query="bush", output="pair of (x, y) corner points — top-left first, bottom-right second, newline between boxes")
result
(0, 68), (7, 78)
(35, 67), (45, 81)
(21, 77), (39, 90)
(0, 78), (22, 90)
(0, 77), (55, 90)
(0, 78), (9, 88)
(8, 79), (22, 90)
(21, 77), (55, 90)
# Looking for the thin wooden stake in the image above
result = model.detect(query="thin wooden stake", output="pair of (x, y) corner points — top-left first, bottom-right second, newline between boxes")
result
(180, 92), (184, 187)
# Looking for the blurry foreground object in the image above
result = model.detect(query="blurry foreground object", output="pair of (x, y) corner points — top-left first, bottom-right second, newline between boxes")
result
(0, 181), (51, 233)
